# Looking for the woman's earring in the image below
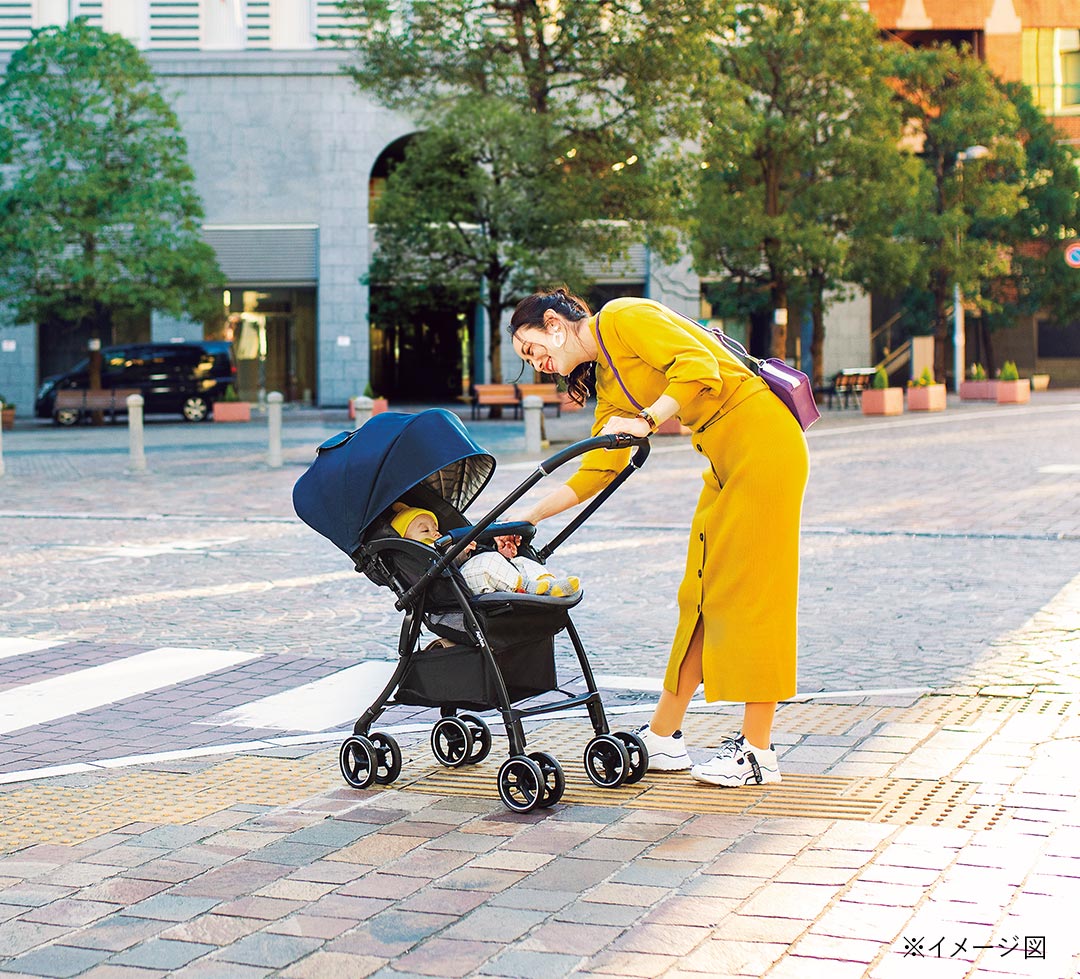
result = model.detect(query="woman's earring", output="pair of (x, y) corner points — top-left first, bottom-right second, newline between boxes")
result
(551, 329), (565, 349)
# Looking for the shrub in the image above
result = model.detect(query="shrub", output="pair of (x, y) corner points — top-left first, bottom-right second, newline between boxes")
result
(223, 384), (239, 402)
(968, 363), (987, 381)
(999, 361), (1020, 381)
(908, 367), (935, 388)
(872, 367), (889, 390)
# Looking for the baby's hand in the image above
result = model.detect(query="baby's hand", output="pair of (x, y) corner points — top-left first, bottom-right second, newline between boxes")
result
(464, 540), (478, 556)
(495, 535), (520, 559)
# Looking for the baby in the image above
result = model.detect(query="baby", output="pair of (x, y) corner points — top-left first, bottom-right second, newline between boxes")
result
(390, 504), (580, 597)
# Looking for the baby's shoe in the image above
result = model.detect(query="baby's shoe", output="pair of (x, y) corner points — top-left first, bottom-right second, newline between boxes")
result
(531, 575), (580, 597)
(633, 724), (691, 771)
(691, 735), (780, 787)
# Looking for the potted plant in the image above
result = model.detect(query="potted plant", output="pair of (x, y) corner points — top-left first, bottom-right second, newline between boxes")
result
(213, 384), (252, 422)
(861, 367), (903, 416)
(959, 363), (994, 401)
(1030, 372), (1050, 392)
(907, 367), (947, 411)
(0, 395), (13, 431)
(996, 360), (1030, 405)
(350, 384), (388, 419)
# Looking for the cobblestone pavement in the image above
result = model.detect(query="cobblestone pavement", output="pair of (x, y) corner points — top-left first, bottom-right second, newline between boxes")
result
(0, 392), (1079, 978)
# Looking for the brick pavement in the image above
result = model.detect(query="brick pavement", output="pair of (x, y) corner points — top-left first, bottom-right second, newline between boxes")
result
(1, 392), (1079, 977)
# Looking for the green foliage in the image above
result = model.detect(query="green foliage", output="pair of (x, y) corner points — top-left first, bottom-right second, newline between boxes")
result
(999, 360), (1020, 381)
(909, 366), (936, 388)
(0, 392), (12, 408)
(687, 0), (918, 362)
(969, 362), (987, 381)
(338, 0), (723, 380)
(223, 385), (239, 402)
(887, 43), (1026, 378)
(872, 367), (889, 390)
(0, 19), (222, 336)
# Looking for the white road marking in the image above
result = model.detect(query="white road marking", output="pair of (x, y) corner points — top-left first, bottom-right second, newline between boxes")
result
(208, 660), (398, 732)
(65, 537), (247, 560)
(0, 647), (259, 736)
(1037, 464), (1080, 475)
(0, 638), (64, 660)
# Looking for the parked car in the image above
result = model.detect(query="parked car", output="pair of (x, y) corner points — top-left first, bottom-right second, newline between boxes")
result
(35, 341), (238, 425)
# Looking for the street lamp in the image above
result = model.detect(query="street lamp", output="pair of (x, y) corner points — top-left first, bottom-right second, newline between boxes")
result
(953, 145), (991, 393)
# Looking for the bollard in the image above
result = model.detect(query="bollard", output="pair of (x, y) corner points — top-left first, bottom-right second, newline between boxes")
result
(267, 391), (283, 468)
(522, 394), (543, 454)
(352, 395), (373, 431)
(126, 393), (146, 473)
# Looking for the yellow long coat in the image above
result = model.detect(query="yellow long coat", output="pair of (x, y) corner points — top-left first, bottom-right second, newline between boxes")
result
(566, 298), (810, 703)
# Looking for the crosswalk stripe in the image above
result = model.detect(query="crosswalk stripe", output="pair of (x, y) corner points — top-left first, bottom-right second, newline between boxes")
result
(0, 647), (259, 736)
(0, 638), (64, 660)
(208, 661), (398, 732)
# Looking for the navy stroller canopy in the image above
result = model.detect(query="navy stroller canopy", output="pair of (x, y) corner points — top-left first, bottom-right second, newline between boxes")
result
(293, 408), (496, 557)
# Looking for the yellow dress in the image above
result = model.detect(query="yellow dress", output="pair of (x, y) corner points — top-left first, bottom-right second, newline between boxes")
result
(565, 298), (810, 703)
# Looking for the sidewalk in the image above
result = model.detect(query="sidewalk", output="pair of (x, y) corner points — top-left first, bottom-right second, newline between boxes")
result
(1, 394), (1079, 978)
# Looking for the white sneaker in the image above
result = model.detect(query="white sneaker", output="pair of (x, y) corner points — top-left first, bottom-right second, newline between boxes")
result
(692, 735), (781, 787)
(634, 724), (692, 771)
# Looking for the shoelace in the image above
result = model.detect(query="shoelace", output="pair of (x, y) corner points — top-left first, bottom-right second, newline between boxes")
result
(713, 736), (746, 760)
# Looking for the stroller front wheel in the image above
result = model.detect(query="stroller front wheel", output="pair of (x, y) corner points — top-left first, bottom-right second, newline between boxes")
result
(458, 713), (492, 765)
(498, 755), (546, 813)
(339, 735), (379, 789)
(528, 750), (565, 808)
(612, 730), (649, 784)
(431, 717), (474, 767)
(584, 735), (631, 788)
(370, 731), (403, 784)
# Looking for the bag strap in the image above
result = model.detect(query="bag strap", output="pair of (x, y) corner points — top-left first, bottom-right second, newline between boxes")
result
(594, 312), (645, 411)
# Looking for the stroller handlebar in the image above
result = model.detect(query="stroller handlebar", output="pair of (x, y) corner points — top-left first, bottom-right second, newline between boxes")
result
(539, 432), (649, 475)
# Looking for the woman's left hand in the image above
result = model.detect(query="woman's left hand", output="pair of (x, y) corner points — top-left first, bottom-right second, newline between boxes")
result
(600, 414), (652, 438)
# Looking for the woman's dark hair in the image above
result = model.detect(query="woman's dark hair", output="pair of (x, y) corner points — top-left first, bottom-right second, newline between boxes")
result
(509, 288), (594, 406)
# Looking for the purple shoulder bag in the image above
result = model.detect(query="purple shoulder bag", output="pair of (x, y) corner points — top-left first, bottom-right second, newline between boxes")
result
(596, 305), (820, 432)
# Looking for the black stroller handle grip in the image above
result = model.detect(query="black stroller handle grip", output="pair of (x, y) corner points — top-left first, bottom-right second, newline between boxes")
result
(393, 433), (650, 612)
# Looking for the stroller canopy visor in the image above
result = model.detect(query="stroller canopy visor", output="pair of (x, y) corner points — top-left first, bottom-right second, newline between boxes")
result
(293, 408), (496, 556)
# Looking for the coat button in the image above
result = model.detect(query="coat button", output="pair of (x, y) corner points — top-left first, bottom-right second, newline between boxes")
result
(699, 533), (704, 541)
(697, 570), (702, 578)
(694, 443), (702, 452)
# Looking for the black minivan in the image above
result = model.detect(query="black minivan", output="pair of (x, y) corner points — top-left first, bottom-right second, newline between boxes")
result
(35, 341), (238, 424)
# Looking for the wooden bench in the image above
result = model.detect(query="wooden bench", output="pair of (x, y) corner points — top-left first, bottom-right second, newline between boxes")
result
(53, 388), (140, 424)
(825, 369), (877, 409)
(515, 383), (562, 417)
(470, 383), (521, 419)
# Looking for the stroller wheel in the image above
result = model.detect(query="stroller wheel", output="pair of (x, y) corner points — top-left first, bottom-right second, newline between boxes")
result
(583, 735), (631, 789)
(612, 730), (649, 784)
(369, 732), (403, 784)
(528, 751), (565, 808)
(339, 736), (378, 789)
(458, 713), (492, 765)
(431, 717), (474, 768)
(497, 755), (546, 813)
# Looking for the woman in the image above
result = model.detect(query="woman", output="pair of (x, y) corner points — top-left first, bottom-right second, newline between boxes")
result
(510, 289), (809, 787)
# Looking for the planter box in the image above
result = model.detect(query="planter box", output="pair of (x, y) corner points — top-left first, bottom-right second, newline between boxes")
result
(959, 380), (996, 401)
(861, 388), (903, 416)
(213, 401), (252, 422)
(1031, 374), (1050, 392)
(907, 384), (946, 412)
(996, 379), (1031, 405)
(1, 407), (13, 431)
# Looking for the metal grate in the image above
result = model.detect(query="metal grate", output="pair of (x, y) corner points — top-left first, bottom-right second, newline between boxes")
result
(148, 0), (200, 49)
(246, 0), (270, 48)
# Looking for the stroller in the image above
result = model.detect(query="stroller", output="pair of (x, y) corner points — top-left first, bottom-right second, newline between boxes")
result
(293, 408), (651, 813)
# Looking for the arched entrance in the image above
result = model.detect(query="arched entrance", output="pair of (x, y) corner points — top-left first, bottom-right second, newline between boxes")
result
(367, 136), (474, 403)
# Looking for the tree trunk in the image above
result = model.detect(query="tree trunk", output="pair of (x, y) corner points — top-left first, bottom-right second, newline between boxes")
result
(486, 277), (504, 417)
(931, 270), (950, 383)
(85, 301), (111, 426)
(982, 319), (996, 377)
(811, 283), (826, 390)
(771, 281), (788, 360)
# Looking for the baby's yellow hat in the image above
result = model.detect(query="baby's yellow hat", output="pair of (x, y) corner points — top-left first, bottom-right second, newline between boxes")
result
(390, 503), (437, 539)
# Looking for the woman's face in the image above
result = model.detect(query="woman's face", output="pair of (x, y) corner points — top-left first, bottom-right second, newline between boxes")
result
(512, 314), (576, 377)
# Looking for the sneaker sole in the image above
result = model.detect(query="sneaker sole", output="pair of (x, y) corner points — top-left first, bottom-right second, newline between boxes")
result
(647, 760), (693, 772)
(691, 768), (781, 787)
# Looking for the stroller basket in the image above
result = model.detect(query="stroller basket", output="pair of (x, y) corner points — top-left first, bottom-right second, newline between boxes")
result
(293, 408), (651, 813)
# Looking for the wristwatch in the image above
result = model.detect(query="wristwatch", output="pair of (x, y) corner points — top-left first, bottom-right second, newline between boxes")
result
(637, 408), (658, 432)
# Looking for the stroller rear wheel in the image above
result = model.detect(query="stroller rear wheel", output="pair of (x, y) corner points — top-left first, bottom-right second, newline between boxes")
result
(497, 755), (546, 813)
(369, 731), (403, 784)
(612, 730), (649, 784)
(584, 735), (631, 788)
(431, 717), (473, 767)
(458, 713), (492, 765)
(528, 750), (565, 808)
(339, 735), (378, 789)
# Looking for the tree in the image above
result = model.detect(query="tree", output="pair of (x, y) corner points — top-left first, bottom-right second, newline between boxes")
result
(688, 0), (920, 366)
(0, 19), (222, 348)
(977, 80), (1080, 369)
(337, 0), (725, 382)
(888, 43), (1026, 382)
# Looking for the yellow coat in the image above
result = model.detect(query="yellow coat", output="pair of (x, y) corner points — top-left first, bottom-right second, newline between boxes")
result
(566, 298), (809, 703)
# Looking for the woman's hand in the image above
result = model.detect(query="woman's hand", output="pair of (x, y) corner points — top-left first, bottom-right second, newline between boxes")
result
(600, 414), (653, 438)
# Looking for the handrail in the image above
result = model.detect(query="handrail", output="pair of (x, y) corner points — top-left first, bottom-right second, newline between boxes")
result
(875, 337), (912, 374)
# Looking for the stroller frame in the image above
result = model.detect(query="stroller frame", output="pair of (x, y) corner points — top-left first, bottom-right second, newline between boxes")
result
(296, 413), (652, 813)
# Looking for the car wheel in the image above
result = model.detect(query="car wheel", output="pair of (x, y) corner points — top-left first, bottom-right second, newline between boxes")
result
(182, 396), (210, 422)
(54, 408), (80, 426)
